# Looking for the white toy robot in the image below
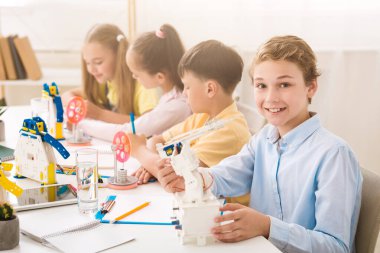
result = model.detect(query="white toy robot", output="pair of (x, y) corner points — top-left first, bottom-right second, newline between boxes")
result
(157, 118), (232, 246)
(14, 117), (70, 185)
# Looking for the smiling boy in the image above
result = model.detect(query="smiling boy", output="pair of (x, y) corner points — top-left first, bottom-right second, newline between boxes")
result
(158, 35), (362, 253)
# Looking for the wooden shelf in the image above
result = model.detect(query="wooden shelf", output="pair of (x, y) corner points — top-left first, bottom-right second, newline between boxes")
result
(0, 67), (81, 86)
(0, 68), (81, 105)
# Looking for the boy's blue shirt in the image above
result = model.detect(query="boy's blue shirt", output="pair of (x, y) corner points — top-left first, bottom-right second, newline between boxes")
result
(210, 113), (362, 253)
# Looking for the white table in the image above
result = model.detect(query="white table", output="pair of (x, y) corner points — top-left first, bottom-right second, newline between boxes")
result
(2, 106), (281, 253)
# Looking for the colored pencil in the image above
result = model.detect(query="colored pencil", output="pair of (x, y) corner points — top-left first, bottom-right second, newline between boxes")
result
(110, 201), (150, 223)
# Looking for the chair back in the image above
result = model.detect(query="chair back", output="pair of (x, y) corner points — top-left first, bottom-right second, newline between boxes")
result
(356, 168), (380, 253)
(236, 101), (266, 135)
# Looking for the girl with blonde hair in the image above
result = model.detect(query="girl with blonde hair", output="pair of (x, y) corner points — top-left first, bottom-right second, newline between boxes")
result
(77, 24), (192, 141)
(62, 23), (158, 123)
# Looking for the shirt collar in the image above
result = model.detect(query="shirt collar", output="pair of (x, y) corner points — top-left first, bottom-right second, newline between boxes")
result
(266, 112), (321, 148)
(201, 101), (238, 123)
(159, 87), (183, 103)
(213, 101), (238, 120)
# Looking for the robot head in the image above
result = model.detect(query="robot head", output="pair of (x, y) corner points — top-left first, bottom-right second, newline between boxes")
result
(43, 82), (59, 96)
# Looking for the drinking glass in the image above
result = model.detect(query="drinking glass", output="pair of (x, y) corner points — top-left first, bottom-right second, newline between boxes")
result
(75, 148), (98, 214)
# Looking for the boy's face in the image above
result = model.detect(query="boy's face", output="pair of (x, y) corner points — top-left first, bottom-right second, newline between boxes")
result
(181, 71), (209, 113)
(126, 49), (160, 89)
(83, 42), (116, 84)
(252, 60), (317, 136)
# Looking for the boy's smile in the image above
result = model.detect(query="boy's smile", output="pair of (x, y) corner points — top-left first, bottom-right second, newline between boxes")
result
(266, 107), (286, 113)
(252, 60), (317, 136)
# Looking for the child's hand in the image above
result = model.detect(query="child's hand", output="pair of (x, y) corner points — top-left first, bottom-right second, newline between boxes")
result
(66, 121), (73, 131)
(146, 135), (164, 151)
(156, 158), (184, 192)
(84, 100), (102, 120)
(127, 134), (147, 156)
(211, 203), (270, 242)
(132, 166), (155, 184)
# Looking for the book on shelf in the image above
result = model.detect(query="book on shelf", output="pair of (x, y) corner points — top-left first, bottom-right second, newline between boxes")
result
(0, 35), (41, 81)
(0, 43), (6, 80)
(8, 35), (26, 80)
(0, 36), (17, 80)
(13, 36), (42, 80)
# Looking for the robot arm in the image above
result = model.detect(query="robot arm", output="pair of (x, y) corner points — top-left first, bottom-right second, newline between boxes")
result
(157, 118), (231, 203)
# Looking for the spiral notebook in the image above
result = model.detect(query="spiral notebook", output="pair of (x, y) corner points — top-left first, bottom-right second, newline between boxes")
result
(20, 215), (134, 253)
(0, 145), (15, 161)
(44, 222), (135, 253)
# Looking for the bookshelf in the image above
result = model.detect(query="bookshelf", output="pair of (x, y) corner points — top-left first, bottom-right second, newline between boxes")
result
(1, 67), (81, 105)
(1, 67), (80, 86)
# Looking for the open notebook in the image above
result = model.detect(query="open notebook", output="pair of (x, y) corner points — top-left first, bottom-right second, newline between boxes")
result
(20, 210), (134, 252)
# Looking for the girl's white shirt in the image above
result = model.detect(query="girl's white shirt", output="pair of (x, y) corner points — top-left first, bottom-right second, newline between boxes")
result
(78, 88), (192, 142)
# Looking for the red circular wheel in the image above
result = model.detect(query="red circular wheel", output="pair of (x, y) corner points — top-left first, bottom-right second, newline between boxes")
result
(66, 96), (87, 124)
(113, 131), (131, 163)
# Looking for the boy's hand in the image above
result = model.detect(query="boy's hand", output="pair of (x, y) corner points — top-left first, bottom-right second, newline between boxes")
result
(156, 158), (185, 192)
(132, 166), (155, 184)
(211, 203), (271, 242)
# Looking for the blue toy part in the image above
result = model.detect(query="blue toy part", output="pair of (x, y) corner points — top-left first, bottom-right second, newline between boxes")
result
(20, 117), (70, 159)
(43, 133), (70, 159)
(21, 116), (47, 135)
(43, 83), (50, 95)
(43, 82), (60, 96)
(163, 144), (174, 156)
(42, 82), (65, 139)
(57, 184), (68, 196)
(163, 142), (183, 156)
(32, 116), (48, 132)
(53, 96), (64, 123)
(51, 82), (60, 96)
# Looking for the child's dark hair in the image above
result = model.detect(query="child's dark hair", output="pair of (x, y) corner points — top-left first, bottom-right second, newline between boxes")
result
(130, 24), (185, 91)
(178, 40), (243, 94)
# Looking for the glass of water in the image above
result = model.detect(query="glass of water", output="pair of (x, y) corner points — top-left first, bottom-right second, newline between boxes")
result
(75, 148), (98, 214)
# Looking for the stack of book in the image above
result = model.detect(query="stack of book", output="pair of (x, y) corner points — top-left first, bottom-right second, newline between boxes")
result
(0, 35), (42, 81)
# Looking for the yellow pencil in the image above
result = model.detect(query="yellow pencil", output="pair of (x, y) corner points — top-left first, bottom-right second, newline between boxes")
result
(110, 202), (150, 224)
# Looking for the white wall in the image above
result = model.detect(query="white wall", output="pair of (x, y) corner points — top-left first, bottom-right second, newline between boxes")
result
(134, 0), (380, 175)
(1, 0), (380, 176)
(135, 0), (380, 50)
(1, 0), (128, 51)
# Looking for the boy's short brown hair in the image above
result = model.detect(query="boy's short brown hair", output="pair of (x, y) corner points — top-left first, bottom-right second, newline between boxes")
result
(178, 40), (243, 94)
(250, 35), (320, 84)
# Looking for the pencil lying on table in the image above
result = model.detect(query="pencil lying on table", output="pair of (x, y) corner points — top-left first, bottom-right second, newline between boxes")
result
(110, 202), (150, 224)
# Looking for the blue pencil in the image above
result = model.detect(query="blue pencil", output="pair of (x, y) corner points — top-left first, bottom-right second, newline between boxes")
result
(220, 198), (226, 215)
(130, 112), (136, 134)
